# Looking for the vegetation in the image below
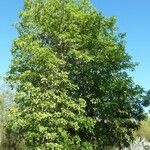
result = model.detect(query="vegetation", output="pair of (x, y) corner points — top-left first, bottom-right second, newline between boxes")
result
(0, 0), (149, 149)
(134, 119), (150, 141)
(0, 83), (14, 149)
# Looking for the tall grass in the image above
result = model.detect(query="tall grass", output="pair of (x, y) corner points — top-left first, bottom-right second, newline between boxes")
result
(134, 119), (150, 141)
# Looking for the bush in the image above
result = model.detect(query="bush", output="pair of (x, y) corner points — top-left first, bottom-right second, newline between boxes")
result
(134, 119), (150, 141)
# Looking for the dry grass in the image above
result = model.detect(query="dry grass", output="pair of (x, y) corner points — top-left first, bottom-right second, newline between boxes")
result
(134, 119), (150, 141)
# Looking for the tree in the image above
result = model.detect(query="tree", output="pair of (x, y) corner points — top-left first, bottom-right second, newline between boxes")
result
(5, 0), (146, 149)
(0, 83), (14, 150)
(0, 89), (5, 147)
(143, 90), (150, 109)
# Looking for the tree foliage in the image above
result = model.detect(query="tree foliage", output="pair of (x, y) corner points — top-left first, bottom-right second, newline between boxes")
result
(0, 84), (14, 149)
(5, 0), (146, 149)
(143, 90), (150, 107)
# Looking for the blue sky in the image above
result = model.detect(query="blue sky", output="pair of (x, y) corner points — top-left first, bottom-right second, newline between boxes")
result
(0, 0), (23, 77)
(0, 0), (150, 91)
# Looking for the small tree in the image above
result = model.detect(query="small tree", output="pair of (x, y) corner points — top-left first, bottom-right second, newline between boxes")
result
(0, 83), (14, 149)
(6, 0), (146, 149)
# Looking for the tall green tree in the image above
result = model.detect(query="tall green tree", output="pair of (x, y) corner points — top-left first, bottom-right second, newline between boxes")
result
(6, 0), (146, 149)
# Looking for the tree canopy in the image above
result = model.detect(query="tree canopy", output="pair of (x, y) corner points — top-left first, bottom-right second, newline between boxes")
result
(4, 0), (146, 149)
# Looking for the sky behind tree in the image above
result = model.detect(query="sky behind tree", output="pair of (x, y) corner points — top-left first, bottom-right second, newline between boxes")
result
(0, 0), (150, 90)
